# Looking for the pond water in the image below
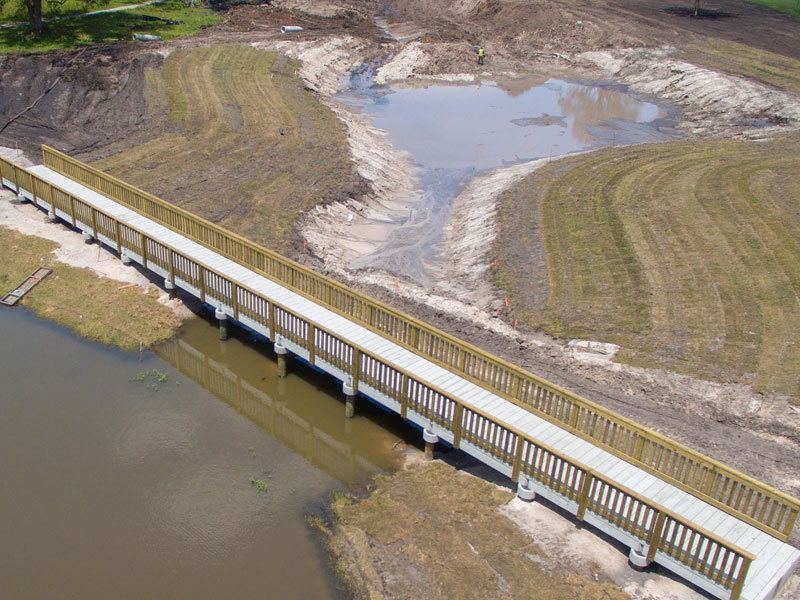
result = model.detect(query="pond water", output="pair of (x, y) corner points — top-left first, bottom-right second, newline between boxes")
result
(0, 309), (404, 599)
(340, 76), (677, 283)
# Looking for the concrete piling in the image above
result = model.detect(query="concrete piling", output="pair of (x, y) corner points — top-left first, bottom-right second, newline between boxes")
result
(343, 380), (356, 418)
(275, 339), (288, 377)
(121, 252), (132, 266)
(164, 278), (177, 300)
(47, 211), (58, 223)
(215, 308), (228, 341)
(82, 231), (94, 244)
(423, 428), (439, 460)
(628, 543), (650, 569)
(516, 479), (537, 502)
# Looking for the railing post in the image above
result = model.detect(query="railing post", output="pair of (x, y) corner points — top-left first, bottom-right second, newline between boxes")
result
(169, 249), (176, 286)
(91, 208), (98, 239)
(452, 403), (464, 449)
(69, 195), (76, 227)
(115, 220), (122, 254)
(785, 507), (799, 540)
(30, 175), (38, 206)
(646, 511), (667, 563)
(400, 373), (409, 419)
(352, 348), (361, 393)
(307, 323), (315, 365)
(140, 232), (148, 269)
(576, 470), (594, 521)
(730, 555), (752, 600)
(199, 266), (205, 302)
(511, 435), (524, 482)
(268, 301), (276, 341)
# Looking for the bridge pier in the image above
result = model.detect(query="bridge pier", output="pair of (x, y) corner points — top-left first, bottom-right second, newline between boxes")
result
(121, 251), (132, 266)
(275, 339), (288, 377)
(516, 479), (537, 502)
(628, 543), (650, 570)
(423, 428), (439, 460)
(215, 308), (228, 341)
(47, 210), (58, 223)
(82, 230), (94, 244)
(343, 380), (356, 418)
(165, 278), (177, 300)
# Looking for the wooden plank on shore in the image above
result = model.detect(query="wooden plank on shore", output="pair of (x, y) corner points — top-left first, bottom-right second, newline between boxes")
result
(1, 267), (52, 306)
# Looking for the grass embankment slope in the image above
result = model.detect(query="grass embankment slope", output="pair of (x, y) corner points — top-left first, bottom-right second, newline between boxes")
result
(323, 461), (630, 600)
(94, 44), (354, 254)
(495, 134), (800, 398)
(495, 43), (800, 400)
(0, 1), (220, 53)
(0, 227), (181, 349)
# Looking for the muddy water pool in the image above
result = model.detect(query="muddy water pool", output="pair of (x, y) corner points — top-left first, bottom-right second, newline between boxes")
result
(0, 309), (404, 599)
(341, 76), (677, 283)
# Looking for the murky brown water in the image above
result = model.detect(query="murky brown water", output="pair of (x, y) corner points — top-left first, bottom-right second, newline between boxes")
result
(0, 309), (404, 599)
(342, 76), (677, 283)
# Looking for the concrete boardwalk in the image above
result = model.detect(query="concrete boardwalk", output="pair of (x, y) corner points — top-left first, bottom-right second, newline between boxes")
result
(11, 164), (800, 600)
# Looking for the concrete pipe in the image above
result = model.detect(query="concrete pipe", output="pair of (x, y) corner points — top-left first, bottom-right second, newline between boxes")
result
(281, 26), (304, 33)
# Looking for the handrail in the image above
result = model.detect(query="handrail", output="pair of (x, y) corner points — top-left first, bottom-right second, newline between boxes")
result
(0, 155), (760, 597)
(30, 146), (800, 541)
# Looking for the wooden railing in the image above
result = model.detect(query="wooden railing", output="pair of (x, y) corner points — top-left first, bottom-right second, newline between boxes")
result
(1, 154), (760, 598)
(25, 145), (800, 542)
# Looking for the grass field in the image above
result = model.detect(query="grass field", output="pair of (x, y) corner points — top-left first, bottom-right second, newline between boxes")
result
(0, 1), (220, 53)
(494, 135), (800, 399)
(94, 44), (354, 254)
(743, 0), (800, 18)
(683, 40), (800, 94)
(0, 226), (181, 349)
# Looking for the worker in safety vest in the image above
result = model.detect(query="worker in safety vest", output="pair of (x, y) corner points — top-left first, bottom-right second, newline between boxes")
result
(477, 47), (485, 65)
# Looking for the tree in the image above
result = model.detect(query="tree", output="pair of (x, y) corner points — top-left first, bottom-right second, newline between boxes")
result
(24, 0), (44, 33)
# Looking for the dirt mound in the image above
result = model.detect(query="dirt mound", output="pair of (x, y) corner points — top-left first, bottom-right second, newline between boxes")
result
(0, 46), (160, 158)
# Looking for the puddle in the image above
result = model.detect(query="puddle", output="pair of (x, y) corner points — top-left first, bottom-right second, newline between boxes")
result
(338, 75), (678, 284)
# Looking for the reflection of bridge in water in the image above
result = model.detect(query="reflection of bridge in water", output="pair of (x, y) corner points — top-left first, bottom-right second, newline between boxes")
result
(156, 335), (381, 486)
(3, 147), (800, 600)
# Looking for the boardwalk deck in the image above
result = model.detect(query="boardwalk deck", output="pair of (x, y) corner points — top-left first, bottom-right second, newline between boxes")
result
(5, 162), (799, 600)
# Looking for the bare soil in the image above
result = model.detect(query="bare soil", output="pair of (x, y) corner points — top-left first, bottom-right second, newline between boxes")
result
(3, 0), (800, 594)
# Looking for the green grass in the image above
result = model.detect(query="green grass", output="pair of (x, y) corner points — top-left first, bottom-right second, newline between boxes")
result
(0, 1), (221, 53)
(742, 0), (800, 19)
(0, 226), (182, 350)
(494, 135), (800, 399)
(0, 0), (146, 24)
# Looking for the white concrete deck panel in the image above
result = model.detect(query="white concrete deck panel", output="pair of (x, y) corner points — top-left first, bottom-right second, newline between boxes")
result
(23, 165), (799, 600)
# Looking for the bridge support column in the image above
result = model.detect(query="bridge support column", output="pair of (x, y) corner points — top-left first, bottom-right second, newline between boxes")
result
(628, 543), (650, 570)
(423, 428), (439, 461)
(343, 380), (356, 418)
(82, 230), (94, 244)
(47, 211), (58, 223)
(165, 279), (177, 300)
(275, 340), (288, 377)
(10, 190), (22, 204)
(121, 252), (132, 266)
(215, 308), (229, 341)
(516, 479), (536, 502)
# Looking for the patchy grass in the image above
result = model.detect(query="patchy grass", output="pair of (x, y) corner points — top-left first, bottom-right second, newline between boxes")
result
(93, 44), (355, 254)
(325, 461), (631, 600)
(0, 1), (221, 53)
(683, 39), (800, 94)
(494, 135), (800, 399)
(0, 226), (182, 350)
